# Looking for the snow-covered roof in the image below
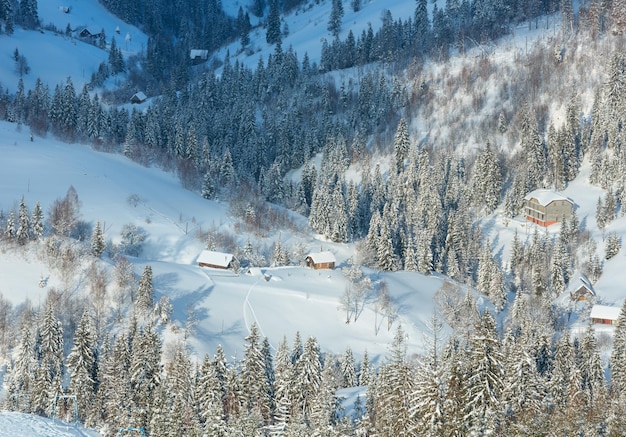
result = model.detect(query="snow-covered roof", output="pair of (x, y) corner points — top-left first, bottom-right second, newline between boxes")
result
(306, 251), (336, 264)
(197, 250), (233, 268)
(190, 49), (209, 59)
(524, 189), (572, 206)
(590, 304), (621, 321)
(132, 91), (147, 101)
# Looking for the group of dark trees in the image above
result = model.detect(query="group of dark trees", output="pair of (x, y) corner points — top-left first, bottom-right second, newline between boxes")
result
(0, 0), (38, 34)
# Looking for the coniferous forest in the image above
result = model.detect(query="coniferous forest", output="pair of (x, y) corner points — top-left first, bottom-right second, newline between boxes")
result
(2, 0), (626, 435)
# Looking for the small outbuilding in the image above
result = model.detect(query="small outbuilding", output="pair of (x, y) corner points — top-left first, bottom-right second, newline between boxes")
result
(197, 250), (235, 270)
(190, 49), (209, 64)
(77, 27), (104, 40)
(590, 304), (621, 325)
(130, 91), (147, 104)
(569, 274), (596, 302)
(305, 251), (336, 270)
(524, 189), (574, 227)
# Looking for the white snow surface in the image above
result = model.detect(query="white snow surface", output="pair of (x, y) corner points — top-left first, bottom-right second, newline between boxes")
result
(0, 121), (445, 365)
(0, 412), (99, 436)
(0, 0), (147, 94)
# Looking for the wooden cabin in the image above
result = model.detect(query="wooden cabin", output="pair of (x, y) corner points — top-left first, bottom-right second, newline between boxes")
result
(590, 304), (621, 325)
(569, 275), (596, 302)
(305, 251), (336, 270)
(130, 91), (147, 104)
(197, 250), (235, 270)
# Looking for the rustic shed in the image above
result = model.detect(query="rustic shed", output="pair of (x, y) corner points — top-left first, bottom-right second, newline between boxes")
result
(130, 91), (147, 104)
(197, 250), (235, 270)
(590, 304), (621, 325)
(524, 189), (573, 227)
(569, 274), (596, 302)
(190, 49), (209, 64)
(305, 251), (336, 270)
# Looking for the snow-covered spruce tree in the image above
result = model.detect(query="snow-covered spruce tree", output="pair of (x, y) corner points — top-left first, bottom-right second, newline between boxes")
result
(340, 347), (357, 388)
(130, 322), (162, 431)
(327, 0), (344, 37)
(6, 322), (37, 412)
(464, 310), (504, 436)
(196, 353), (228, 436)
(270, 336), (295, 433)
(162, 341), (201, 436)
(372, 325), (415, 435)
(96, 333), (133, 431)
(410, 312), (446, 435)
(293, 336), (323, 425)
(136, 265), (154, 316)
(266, 0), (281, 44)
(577, 325), (608, 426)
(308, 357), (341, 433)
(16, 196), (29, 245)
(66, 311), (98, 424)
(499, 327), (548, 433)
(470, 141), (502, 213)
(91, 220), (105, 257)
(239, 323), (272, 424)
(393, 118), (410, 175)
(32, 301), (64, 416)
(4, 210), (15, 241)
(30, 201), (44, 241)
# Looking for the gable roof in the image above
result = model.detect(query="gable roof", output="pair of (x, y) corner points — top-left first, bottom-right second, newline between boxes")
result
(590, 304), (621, 321)
(190, 49), (209, 60)
(131, 91), (147, 102)
(197, 250), (233, 268)
(524, 189), (572, 207)
(306, 251), (336, 264)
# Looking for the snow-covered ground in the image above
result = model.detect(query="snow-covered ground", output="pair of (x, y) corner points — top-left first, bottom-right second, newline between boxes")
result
(0, 0), (147, 94)
(0, 120), (446, 365)
(0, 412), (99, 436)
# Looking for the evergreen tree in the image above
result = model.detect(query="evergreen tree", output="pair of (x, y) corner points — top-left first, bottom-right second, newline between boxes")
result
(30, 201), (44, 240)
(294, 336), (322, 422)
(393, 118), (410, 174)
(130, 323), (162, 429)
(7, 322), (37, 412)
(465, 310), (503, 435)
(340, 347), (357, 388)
(136, 265), (154, 315)
(266, 0), (281, 45)
(4, 210), (15, 240)
(374, 325), (415, 435)
(16, 196), (29, 245)
(91, 220), (106, 257)
(18, 0), (38, 29)
(67, 311), (98, 423)
(196, 353), (228, 435)
(32, 301), (64, 416)
(240, 324), (272, 423)
(328, 0), (344, 39)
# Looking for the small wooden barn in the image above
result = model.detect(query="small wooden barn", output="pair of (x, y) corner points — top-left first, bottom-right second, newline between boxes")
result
(590, 304), (621, 325)
(190, 49), (209, 64)
(197, 250), (235, 270)
(305, 251), (336, 270)
(130, 91), (147, 104)
(569, 274), (596, 302)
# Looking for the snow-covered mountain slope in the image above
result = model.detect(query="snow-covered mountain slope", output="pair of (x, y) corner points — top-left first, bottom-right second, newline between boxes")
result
(0, 120), (450, 362)
(0, 0), (147, 94)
